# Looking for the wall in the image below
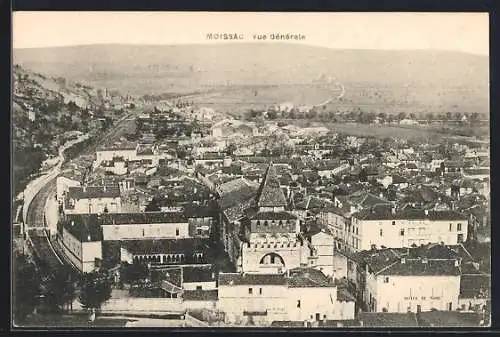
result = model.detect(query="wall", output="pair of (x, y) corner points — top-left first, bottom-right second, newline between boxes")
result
(217, 284), (288, 325)
(286, 286), (338, 322)
(102, 222), (190, 241)
(60, 227), (101, 273)
(56, 176), (81, 202)
(311, 232), (335, 277)
(184, 300), (217, 311)
(66, 197), (122, 215)
(183, 281), (217, 291)
(370, 274), (460, 313)
(241, 242), (306, 274)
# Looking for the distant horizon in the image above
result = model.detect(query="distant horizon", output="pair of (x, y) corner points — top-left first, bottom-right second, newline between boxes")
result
(13, 12), (489, 56)
(12, 42), (488, 57)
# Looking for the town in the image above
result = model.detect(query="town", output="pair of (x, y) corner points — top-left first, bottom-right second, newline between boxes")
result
(14, 93), (491, 327)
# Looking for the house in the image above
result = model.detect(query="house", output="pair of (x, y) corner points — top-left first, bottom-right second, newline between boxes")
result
(57, 214), (103, 273)
(100, 212), (190, 241)
(64, 185), (122, 215)
(350, 207), (469, 251)
(217, 268), (354, 326)
(56, 173), (83, 202)
(194, 152), (231, 169)
(361, 248), (461, 313)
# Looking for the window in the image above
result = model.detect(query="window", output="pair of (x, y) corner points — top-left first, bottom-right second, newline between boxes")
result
(297, 300), (301, 308)
(356, 227), (359, 235)
(259, 288), (262, 295)
(449, 223), (453, 232)
(379, 229), (383, 237)
(176, 228), (180, 236)
(196, 285), (202, 290)
(384, 276), (389, 283)
(457, 223), (462, 231)
(197, 228), (203, 236)
(392, 221), (396, 226)
(400, 229), (405, 236)
(248, 288), (253, 295)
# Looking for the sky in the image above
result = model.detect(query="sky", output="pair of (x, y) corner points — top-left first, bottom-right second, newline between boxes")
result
(13, 12), (489, 55)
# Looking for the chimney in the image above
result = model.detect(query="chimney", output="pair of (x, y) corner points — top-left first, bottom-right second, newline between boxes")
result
(424, 209), (429, 216)
(401, 257), (406, 264)
(103, 185), (107, 192)
(212, 272), (215, 279)
(391, 206), (396, 215)
(454, 259), (460, 267)
(359, 320), (364, 327)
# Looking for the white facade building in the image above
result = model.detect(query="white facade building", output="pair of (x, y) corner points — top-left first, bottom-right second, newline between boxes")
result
(350, 209), (468, 251)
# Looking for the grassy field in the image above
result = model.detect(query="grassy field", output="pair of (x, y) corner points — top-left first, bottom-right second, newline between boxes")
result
(274, 120), (484, 142)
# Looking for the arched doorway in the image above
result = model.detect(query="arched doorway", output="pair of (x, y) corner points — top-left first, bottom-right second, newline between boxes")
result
(259, 252), (285, 266)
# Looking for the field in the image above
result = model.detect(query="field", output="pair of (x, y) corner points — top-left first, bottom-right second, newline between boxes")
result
(274, 120), (487, 142)
(189, 84), (336, 114)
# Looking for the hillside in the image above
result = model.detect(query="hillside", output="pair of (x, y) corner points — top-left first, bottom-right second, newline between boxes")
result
(13, 43), (489, 114)
(12, 65), (127, 196)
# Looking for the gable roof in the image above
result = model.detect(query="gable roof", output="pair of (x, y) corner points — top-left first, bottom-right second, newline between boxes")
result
(255, 163), (287, 208)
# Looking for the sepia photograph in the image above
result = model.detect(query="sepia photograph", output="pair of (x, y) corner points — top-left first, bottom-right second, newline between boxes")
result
(11, 11), (490, 328)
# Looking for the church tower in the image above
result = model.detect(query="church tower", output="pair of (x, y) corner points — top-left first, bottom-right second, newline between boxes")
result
(239, 163), (308, 274)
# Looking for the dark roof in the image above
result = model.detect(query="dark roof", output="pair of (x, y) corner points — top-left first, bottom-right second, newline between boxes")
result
(121, 238), (207, 255)
(417, 311), (482, 327)
(358, 312), (418, 327)
(67, 185), (121, 199)
(255, 163), (288, 208)
(379, 259), (461, 277)
(183, 266), (215, 283)
(252, 211), (297, 221)
(354, 208), (468, 221)
(183, 204), (215, 218)
(100, 212), (187, 225)
(61, 214), (103, 242)
(183, 289), (218, 301)
(286, 268), (333, 288)
(460, 274), (490, 299)
(218, 273), (286, 286)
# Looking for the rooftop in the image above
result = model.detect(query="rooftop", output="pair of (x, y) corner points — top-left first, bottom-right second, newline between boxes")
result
(252, 211), (298, 221)
(60, 214), (103, 242)
(353, 208), (468, 221)
(183, 289), (218, 301)
(218, 273), (286, 286)
(67, 185), (121, 200)
(357, 312), (418, 327)
(121, 238), (208, 255)
(100, 212), (188, 225)
(255, 163), (288, 209)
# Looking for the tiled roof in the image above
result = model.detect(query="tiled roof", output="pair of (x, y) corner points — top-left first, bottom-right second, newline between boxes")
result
(100, 211), (187, 225)
(358, 312), (418, 327)
(183, 289), (218, 301)
(121, 238), (207, 255)
(353, 208), (468, 221)
(255, 163), (288, 208)
(67, 185), (121, 200)
(61, 214), (103, 242)
(252, 211), (297, 221)
(379, 259), (461, 276)
(286, 268), (333, 288)
(460, 274), (490, 299)
(417, 311), (482, 327)
(182, 265), (215, 283)
(218, 273), (286, 286)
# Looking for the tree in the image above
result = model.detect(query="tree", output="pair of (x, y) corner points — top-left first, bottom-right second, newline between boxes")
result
(13, 253), (40, 323)
(44, 265), (76, 313)
(396, 112), (407, 121)
(267, 110), (278, 120)
(226, 143), (237, 155)
(121, 261), (148, 285)
(78, 271), (112, 319)
(426, 112), (434, 121)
